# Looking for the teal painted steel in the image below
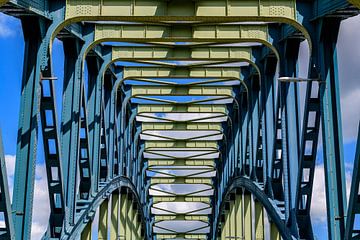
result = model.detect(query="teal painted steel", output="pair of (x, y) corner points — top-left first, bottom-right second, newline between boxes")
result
(318, 18), (347, 240)
(0, 1), (358, 240)
(12, 18), (45, 240)
(39, 78), (66, 238)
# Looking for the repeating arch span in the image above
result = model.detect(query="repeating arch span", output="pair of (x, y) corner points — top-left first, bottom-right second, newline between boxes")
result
(0, 1), (359, 240)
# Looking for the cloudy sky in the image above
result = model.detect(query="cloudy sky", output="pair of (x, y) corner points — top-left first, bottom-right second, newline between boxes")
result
(0, 12), (359, 240)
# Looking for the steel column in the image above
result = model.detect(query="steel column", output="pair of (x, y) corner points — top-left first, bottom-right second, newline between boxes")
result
(318, 18), (347, 240)
(12, 17), (44, 240)
(60, 38), (85, 226)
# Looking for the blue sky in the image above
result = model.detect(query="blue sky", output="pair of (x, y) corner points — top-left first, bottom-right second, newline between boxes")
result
(0, 12), (359, 239)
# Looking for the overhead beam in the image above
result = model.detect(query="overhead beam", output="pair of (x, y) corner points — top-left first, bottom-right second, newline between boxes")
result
(65, 0), (297, 21)
(112, 46), (254, 61)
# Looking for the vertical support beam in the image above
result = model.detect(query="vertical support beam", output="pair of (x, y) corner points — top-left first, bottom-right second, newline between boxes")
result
(279, 39), (301, 235)
(295, 79), (321, 239)
(224, 206), (230, 239)
(221, 218), (225, 240)
(39, 78), (66, 238)
(318, 18), (347, 240)
(131, 205), (137, 239)
(235, 192), (243, 239)
(99, 110), (108, 182)
(0, 130), (14, 239)
(261, 57), (277, 192)
(81, 221), (92, 240)
(250, 75), (261, 181)
(60, 38), (84, 226)
(105, 74), (116, 179)
(126, 194), (133, 240)
(12, 18), (43, 240)
(244, 193), (252, 240)
(98, 198), (109, 240)
(110, 191), (120, 239)
(255, 200), (264, 240)
(119, 192), (127, 240)
(136, 213), (142, 239)
(87, 58), (105, 193)
(230, 200), (236, 238)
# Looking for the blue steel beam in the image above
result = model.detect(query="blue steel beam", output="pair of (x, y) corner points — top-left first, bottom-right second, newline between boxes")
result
(278, 39), (301, 237)
(295, 78), (322, 239)
(12, 17), (45, 240)
(98, 101), (109, 183)
(258, 56), (277, 194)
(39, 77), (66, 238)
(317, 18), (347, 240)
(60, 38), (90, 226)
(87, 50), (112, 192)
(61, 39), (92, 226)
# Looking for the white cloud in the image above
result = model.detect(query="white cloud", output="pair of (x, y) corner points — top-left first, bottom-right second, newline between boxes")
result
(340, 88), (360, 143)
(338, 15), (360, 142)
(311, 164), (351, 224)
(4, 155), (15, 178)
(0, 13), (17, 38)
(5, 155), (50, 239)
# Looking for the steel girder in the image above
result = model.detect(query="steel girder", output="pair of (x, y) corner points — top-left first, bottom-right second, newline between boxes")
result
(0, 0), (359, 240)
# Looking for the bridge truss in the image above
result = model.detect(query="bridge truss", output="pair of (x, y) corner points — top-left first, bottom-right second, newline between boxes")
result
(0, 0), (359, 239)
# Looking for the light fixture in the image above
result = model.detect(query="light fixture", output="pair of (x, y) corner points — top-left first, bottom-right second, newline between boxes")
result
(278, 77), (321, 83)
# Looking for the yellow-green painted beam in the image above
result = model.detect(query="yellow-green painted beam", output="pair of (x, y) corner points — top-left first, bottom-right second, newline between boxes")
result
(131, 85), (233, 97)
(156, 234), (207, 240)
(125, 67), (240, 80)
(112, 46), (253, 61)
(270, 221), (281, 240)
(349, 0), (360, 8)
(66, 0), (296, 21)
(244, 194), (252, 240)
(152, 196), (211, 204)
(154, 215), (209, 222)
(150, 177), (212, 185)
(98, 198), (109, 240)
(147, 159), (215, 167)
(137, 104), (228, 114)
(110, 193), (120, 239)
(136, 213), (142, 239)
(126, 196), (132, 240)
(230, 201), (236, 238)
(145, 141), (218, 149)
(224, 208), (230, 239)
(235, 194), (244, 239)
(255, 201), (265, 240)
(119, 194), (127, 240)
(131, 204), (137, 240)
(0, 0), (8, 7)
(142, 122), (222, 131)
(95, 24), (269, 43)
(81, 221), (92, 240)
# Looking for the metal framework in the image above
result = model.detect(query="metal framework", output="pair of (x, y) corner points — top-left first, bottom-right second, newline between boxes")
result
(0, 0), (359, 239)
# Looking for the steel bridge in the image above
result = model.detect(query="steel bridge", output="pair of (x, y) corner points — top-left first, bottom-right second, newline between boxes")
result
(0, 0), (359, 239)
